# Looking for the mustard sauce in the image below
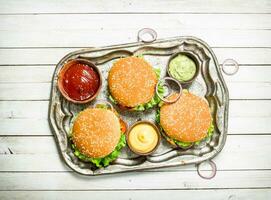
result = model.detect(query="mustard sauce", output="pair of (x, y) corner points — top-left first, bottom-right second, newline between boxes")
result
(128, 123), (159, 154)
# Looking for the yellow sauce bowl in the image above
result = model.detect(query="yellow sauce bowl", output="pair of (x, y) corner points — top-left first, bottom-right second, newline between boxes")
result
(127, 121), (161, 156)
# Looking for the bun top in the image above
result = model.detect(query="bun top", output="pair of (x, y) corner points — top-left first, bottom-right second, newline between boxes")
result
(160, 92), (212, 142)
(108, 57), (158, 108)
(72, 108), (121, 158)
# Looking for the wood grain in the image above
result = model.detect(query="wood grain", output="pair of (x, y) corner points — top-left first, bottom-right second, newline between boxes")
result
(0, 48), (270, 65)
(0, 135), (271, 171)
(1, 100), (270, 119)
(1, 82), (270, 100)
(0, 99), (270, 135)
(0, 189), (271, 200)
(1, 116), (270, 136)
(0, 170), (270, 190)
(0, 14), (270, 47)
(0, 0), (270, 14)
(1, 65), (271, 83)
(0, 0), (270, 196)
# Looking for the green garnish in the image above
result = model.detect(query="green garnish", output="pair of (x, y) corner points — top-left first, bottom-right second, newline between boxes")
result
(136, 54), (144, 59)
(95, 104), (109, 110)
(173, 139), (192, 148)
(109, 95), (117, 104)
(71, 134), (126, 168)
(155, 109), (161, 124)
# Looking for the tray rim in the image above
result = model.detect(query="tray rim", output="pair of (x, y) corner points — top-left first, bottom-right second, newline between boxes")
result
(48, 36), (229, 176)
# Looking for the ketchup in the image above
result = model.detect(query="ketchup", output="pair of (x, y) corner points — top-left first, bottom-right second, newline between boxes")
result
(62, 62), (100, 101)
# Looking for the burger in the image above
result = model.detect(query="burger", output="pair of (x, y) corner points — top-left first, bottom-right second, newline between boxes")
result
(108, 56), (164, 111)
(70, 105), (126, 168)
(156, 91), (214, 149)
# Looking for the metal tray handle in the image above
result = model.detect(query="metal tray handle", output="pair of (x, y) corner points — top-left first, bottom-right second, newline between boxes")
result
(196, 160), (217, 179)
(221, 58), (239, 76)
(137, 28), (157, 43)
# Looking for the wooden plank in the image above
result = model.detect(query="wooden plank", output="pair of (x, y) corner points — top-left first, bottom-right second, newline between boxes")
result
(0, 119), (51, 135)
(0, 83), (50, 100)
(1, 65), (271, 83)
(228, 82), (271, 99)
(0, 170), (270, 190)
(1, 116), (270, 136)
(0, 100), (270, 135)
(0, 66), (54, 83)
(0, 48), (270, 65)
(0, 136), (57, 154)
(229, 117), (271, 134)
(0, 0), (270, 14)
(1, 14), (271, 30)
(0, 28), (270, 48)
(0, 101), (49, 119)
(0, 118), (51, 135)
(0, 135), (271, 172)
(0, 48), (74, 65)
(223, 66), (271, 83)
(0, 155), (68, 172)
(0, 14), (271, 47)
(1, 100), (270, 119)
(0, 81), (270, 100)
(0, 189), (270, 200)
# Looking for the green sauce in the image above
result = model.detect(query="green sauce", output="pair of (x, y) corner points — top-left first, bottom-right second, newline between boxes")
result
(169, 54), (196, 82)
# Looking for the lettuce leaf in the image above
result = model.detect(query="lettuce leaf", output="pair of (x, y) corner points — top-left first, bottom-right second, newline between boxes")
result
(71, 133), (126, 168)
(207, 123), (214, 137)
(173, 139), (192, 148)
(95, 103), (110, 110)
(136, 54), (144, 59)
(109, 95), (117, 104)
(155, 109), (161, 124)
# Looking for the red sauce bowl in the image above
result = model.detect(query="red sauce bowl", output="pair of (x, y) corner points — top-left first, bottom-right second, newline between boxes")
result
(57, 59), (102, 104)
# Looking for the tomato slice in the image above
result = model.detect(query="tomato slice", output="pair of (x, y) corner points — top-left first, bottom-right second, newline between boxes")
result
(119, 119), (127, 134)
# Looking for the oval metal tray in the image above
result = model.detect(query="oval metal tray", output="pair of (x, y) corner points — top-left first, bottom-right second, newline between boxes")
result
(49, 36), (229, 175)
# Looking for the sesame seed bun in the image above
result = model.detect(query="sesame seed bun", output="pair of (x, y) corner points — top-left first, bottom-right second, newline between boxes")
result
(160, 92), (212, 143)
(72, 108), (121, 158)
(108, 57), (158, 108)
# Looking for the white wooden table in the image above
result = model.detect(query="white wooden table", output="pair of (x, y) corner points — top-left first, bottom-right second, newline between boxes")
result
(0, 1), (271, 199)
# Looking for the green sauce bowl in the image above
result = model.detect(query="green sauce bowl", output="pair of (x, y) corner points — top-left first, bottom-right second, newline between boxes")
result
(167, 51), (200, 85)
